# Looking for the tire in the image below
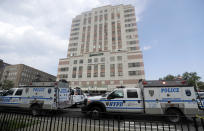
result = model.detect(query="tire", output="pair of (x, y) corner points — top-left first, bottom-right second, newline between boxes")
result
(31, 105), (41, 116)
(166, 109), (182, 123)
(89, 107), (102, 119)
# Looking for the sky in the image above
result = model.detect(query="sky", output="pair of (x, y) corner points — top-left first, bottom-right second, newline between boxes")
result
(0, 0), (203, 81)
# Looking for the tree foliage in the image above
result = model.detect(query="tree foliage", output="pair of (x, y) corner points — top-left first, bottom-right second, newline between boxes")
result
(0, 80), (14, 90)
(182, 72), (201, 86)
(160, 72), (204, 90)
(160, 74), (176, 81)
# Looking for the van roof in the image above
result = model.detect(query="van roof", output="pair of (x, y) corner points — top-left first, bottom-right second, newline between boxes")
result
(143, 80), (191, 87)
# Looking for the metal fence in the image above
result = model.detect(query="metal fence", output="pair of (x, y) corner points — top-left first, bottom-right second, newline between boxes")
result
(0, 111), (204, 131)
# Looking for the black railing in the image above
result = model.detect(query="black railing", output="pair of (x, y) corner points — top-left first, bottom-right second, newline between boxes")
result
(0, 111), (204, 131)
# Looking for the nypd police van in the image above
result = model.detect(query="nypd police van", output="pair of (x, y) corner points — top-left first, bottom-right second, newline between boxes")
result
(0, 81), (73, 115)
(82, 80), (204, 122)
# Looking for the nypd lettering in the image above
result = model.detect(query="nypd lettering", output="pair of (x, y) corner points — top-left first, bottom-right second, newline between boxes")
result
(161, 88), (179, 93)
(60, 89), (68, 93)
(33, 88), (45, 92)
(106, 101), (123, 107)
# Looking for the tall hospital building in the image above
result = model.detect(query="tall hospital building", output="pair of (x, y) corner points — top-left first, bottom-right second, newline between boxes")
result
(57, 5), (145, 93)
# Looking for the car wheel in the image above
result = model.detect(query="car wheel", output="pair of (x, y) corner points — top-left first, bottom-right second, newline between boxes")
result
(90, 107), (102, 119)
(31, 105), (40, 116)
(166, 109), (182, 123)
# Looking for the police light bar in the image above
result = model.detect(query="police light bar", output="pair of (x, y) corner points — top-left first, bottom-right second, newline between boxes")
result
(142, 81), (147, 85)
(143, 80), (188, 87)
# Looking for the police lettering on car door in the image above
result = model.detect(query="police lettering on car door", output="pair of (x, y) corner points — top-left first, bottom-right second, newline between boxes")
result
(106, 101), (123, 107)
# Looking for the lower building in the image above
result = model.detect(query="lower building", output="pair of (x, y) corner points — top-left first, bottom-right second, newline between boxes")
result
(57, 51), (145, 95)
(0, 64), (56, 88)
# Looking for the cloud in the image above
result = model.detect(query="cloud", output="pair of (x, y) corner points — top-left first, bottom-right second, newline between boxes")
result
(143, 45), (152, 51)
(0, 0), (149, 76)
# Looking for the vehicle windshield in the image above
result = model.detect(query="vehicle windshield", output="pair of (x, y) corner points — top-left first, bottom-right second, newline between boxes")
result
(3, 89), (15, 96)
(102, 92), (109, 97)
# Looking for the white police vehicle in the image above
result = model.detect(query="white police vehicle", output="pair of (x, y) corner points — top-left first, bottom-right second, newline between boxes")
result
(82, 80), (204, 122)
(71, 87), (86, 106)
(0, 81), (74, 115)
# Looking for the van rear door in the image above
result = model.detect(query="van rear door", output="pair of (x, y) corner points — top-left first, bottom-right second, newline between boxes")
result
(58, 88), (72, 108)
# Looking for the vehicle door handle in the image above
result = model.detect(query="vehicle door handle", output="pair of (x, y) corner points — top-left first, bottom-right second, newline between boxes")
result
(123, 100), (126, 103)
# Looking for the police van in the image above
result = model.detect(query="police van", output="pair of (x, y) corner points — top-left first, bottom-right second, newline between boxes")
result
(82, 80), (204, 122)
(0, 81), (73, 115)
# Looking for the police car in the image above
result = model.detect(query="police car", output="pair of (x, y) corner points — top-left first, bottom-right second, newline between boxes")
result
(0, 81), (73, 115)
(82, 80), (204, 122)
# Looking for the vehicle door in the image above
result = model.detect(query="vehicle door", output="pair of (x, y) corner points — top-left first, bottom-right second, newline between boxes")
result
(12, 88), (24, 108)
(58, 88), (72, 108)
(124, 89), (144, 113)
(106, 89), (126, 112)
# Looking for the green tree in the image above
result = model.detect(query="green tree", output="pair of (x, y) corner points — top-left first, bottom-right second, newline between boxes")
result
(182, 72), (201, 87)
(1, 80), (14, 90)
(161, 74), (176, 80)
(160, 72), (203, 90)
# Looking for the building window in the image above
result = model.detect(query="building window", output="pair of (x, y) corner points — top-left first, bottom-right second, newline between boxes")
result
(124, 13), (135, 17)
(87, 73), (91, 78)
(128, 71), (141, 76)
(79, 66), (83, 71)
(101, 57), (105, 62)
(78, 74), (82, 78)
(87, 65), (92, 70)
(60, 67), (69, 72)
(128, 62), (140, 68)
(110, 64), (115, 69)
(118, 72), (123, 76)
(110, 56), (115, 61)
(124, 8), (134, 13)
(94, 72), (98, 77)
(94, 64), (98, 70)
(100, 72), (105, 77)
(126, 28), (137, 33)
(118, 63), (123, 68)
(74, 60), (77, 64)
(88, 59), (92, 63)
(73, 67), (77, 72)
(72, 74), (76, 78)
(79, 59), (83, 64)
(101, 65), (105, 70)
(117, 56), (122, 61)
(94, 58), (98, 63)
(127, 40), (137, 45)
(110, 72), (115, 77)
(128, 47), (137, 51)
